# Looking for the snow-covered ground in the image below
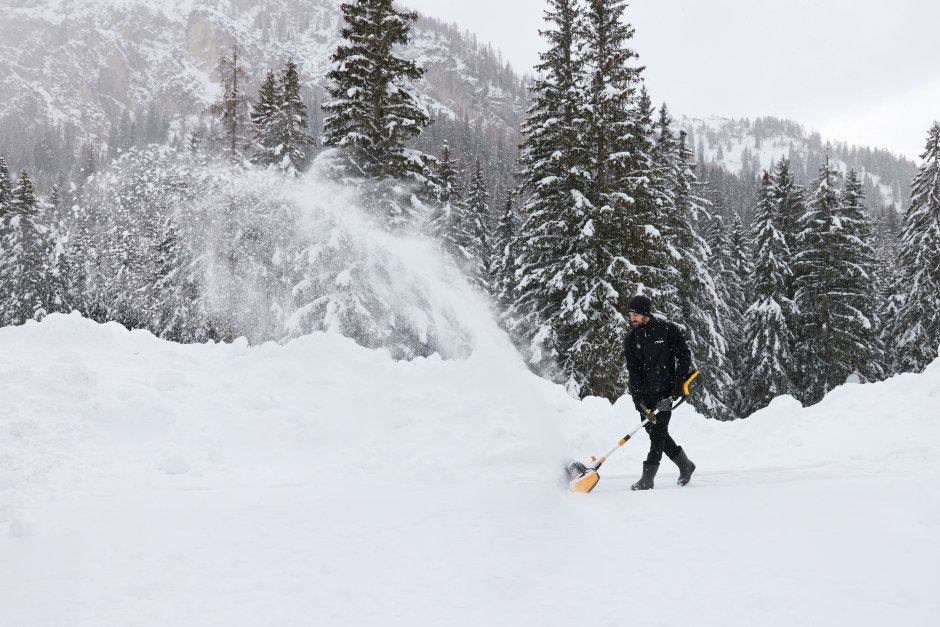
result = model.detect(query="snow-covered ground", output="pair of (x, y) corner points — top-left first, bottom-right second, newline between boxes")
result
(2, 313), (938, 626)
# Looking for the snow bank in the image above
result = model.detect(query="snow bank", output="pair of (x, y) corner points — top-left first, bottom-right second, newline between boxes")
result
(2, 312), (939, 507)
(0, 312), (593, 510)
(2, 313), (938, 626)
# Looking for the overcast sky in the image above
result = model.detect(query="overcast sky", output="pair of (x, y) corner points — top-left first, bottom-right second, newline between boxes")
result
(403, 0), (939, 161)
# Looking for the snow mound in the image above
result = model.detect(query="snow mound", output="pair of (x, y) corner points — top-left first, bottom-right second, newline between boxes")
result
(0, 313), (576, 507)
(2, 314), (939, 626)
(3, 312), (939, 505)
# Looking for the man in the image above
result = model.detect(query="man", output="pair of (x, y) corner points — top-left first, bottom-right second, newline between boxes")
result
(623, 295), (696, 490)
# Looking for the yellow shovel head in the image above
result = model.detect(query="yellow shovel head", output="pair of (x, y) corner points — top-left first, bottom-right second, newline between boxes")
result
(570, 469), (600, 493)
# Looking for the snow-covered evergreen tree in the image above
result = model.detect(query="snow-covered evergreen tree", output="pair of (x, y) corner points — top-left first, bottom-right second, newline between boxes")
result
(769, 158), (804, 302)
(90, 153), (173, 330)
(465, 159), (493, 291)
(558, 0), (665, 399)
(874, 204), (903, 374)
(656, 117), (734, 419)
(581, 4), (668, 308)
(210, 43), (252, 161)
(0, 156), (13, 217)
(270, 59), (313, 174)
(837, 168), (886, 382)
(44, 179), (72, 315)
(251, 70), (282, 167)
(322, 0), (431, 183)
(286, 185), (468, 361)
(704, 211), (740, 389)
(793, 157), (844, 404)
(75, 146), (297, 343)
(47, 183), (65, 222)
(0, 170), (60, 324)
(428, 142), (473, 263)
(704, 211), (726, 275)
(725, 210), (753, 406)
(885, 122), (940, 373)
(512, 0), (671, 400)
(492, 193), (517, 315)
(872, 204), (902, 275)
(203, 189), (293, 343)
(742, 172), (796, 414)
(150, 213), (214, 342)
(510, 0), (599, 397)
(791, 161), (887, 401)
(289, 1), (446, 349)
(435, 143), (461, 207)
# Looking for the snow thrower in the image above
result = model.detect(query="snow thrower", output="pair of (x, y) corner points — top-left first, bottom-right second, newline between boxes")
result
(565, 370), (701, 494)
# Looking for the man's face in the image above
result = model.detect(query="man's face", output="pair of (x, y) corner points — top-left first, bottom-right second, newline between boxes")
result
(629, 311), (650, 328)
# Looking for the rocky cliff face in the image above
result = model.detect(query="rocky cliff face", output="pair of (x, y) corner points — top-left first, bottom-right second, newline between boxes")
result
(0, 0), (528, 170)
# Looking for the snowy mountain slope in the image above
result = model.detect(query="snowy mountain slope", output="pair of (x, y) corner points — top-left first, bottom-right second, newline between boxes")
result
(0, 0), (526, 152)
(2, 313), (938, 626)
(683, 115), (918, 209)
(1, 0), (916, 213)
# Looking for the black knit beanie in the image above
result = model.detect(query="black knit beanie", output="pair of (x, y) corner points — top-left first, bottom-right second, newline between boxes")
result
(628, 295), (653, 317)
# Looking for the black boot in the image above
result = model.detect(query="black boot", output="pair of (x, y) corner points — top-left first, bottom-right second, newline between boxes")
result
(669, 447), (696, 486)
(631, 462), (659, 491)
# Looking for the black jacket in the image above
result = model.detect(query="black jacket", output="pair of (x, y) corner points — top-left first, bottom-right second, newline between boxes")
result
(624, 316), (693, 402)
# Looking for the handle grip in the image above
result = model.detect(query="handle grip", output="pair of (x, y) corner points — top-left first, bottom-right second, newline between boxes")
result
(680, 370), (701, 397)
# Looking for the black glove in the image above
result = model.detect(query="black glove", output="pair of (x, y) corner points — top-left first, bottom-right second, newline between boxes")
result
(672, 376), (688, 399)
(656, 397), (674, 413)
(632, 396), (645, 413)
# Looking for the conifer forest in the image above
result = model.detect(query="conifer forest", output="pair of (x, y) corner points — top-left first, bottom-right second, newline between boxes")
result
(1, 0), (938, 421)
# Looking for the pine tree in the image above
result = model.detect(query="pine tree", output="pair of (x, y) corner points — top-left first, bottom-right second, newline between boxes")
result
(465, 159), (492, 291)
(837, 169), (886, 382)
(510, 0), (669, 399)
(872, 204), (901, 291)
(271, 59), (313, 174)
(322, 0), (431, 182)
(791, 162), (888, 401)
(150, 214), (211, 342)
(657, 118), (734, 419)
(45, 178), (73, 314)
(0, 156), (12, 215)
(793, 157), (844, 404)
(582, 0), (642, 194)
(251, 70), (282, 167)
(511, 0), (600, 396)
(742, 172), (796, 414)
(428, 142), (473, 262)
(581, 4), (669, 308)
(769, 158), (804, 302)
(210, 43), (251, 160)
(548, 0), (664, 399)
(0, 158), (15, 310)
(0, 170), (59, 324)
(48, 183), (65, 221)
(704, 210), (726, 277)
(493, 193), (517, 315)
(885, 122), (940, 373)
(725, 210), (753, 405)
(705, 210), (735, 340)
(873, 205), (903, 375)
(726, 211), (752, 307)
(436, 143), (460, 207)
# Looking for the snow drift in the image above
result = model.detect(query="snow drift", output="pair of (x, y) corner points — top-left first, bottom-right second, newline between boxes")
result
(1, 313), (938, 626)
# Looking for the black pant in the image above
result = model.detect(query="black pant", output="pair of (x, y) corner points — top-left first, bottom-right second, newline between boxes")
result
(641, 410), (681, 464)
